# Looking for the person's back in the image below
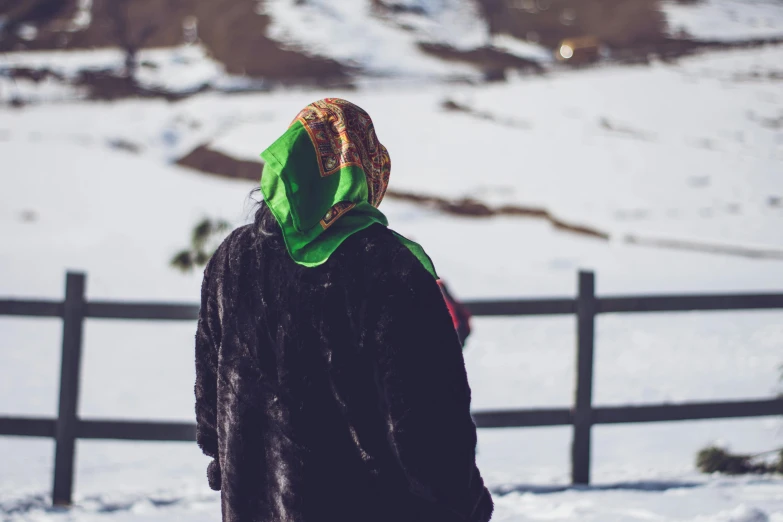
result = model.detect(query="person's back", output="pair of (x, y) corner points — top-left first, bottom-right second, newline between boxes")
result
(195, 99), (492, 522)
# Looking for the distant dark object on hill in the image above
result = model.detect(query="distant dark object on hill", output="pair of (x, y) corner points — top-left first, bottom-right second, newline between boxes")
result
(440, 98), (532, 129)
(372, 0), (427, 16)
(418, 42), (544, 79)
(5, 66), (64, 83)
(107, 138), (143, 154)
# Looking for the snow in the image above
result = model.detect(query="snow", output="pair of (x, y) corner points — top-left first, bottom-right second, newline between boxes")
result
(491, 486), (783, 521)
(68, 0), (94, 32)
(133, 47), (227, 93)
(259, 0), (551, 78)
(260, 0), (485, 78)
(206, 46), (783, 273)
(0, 46), (228, 104)
(16, 24), (39, 42)
(2, 41), (783, 522)
(491, 34), (556, 64)
(376, 0), (489, 48)
(662, 0), (783, 41)
(1, 48), (124, 72)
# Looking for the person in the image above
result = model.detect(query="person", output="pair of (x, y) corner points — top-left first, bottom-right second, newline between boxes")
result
(194, 98), (493, 522)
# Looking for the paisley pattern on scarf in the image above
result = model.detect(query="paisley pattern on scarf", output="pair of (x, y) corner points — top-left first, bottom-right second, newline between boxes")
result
(320, 201), (356, 230)
(293, 98), (391, 209)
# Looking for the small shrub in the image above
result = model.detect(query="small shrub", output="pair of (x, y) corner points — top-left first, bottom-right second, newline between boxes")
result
(697, 445), (783, 475)
(697, 446), (753, 474)
(171, 218), (231, 273)
(170, 250), (194, 272)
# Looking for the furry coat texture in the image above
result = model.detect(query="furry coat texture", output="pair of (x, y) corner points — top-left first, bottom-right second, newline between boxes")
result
(195, 203), (493, 522)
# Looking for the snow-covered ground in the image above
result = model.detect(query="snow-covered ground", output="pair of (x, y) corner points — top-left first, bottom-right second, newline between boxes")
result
(259, 0), (490, 78)
(1, 34), (783, 522)
(663, 0), (783, 40)
(0, 45), (249, 105)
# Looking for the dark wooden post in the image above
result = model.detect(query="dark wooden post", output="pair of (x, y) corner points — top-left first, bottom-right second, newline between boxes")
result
(52, 272), (86, 506)
(571, 270), (596, 485)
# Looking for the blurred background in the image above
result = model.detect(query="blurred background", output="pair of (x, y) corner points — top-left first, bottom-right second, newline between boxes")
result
(1, 0), (782, 520)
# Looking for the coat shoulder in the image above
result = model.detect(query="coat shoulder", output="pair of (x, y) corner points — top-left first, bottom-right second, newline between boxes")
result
(347, 224), (427, 279)
(201, 223), (256, 286)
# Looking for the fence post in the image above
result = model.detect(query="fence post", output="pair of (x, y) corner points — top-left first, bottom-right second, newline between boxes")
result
(571, 270), (596, 485)
(52, 272), (86, 506)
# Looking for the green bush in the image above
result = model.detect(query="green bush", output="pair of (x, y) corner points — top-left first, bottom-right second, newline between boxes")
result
(697, 446), (783, 475)
(776, 450), (783, 475)
(171, 217), (231, 273)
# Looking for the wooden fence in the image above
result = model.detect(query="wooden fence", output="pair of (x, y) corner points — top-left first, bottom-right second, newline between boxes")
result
(1, 271), (782, 506)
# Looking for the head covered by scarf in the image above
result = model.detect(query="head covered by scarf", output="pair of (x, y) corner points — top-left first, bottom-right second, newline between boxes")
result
(260, 98), (436, 278)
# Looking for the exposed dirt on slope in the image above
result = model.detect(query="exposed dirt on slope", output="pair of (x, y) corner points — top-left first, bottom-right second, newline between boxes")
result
(177, 145), (264, 182)
(172, 142), (783, 260)
(475, 0), (783, 64)
(385, 189), (609, 239)
(419, 43), (544, 78)
(175, 142), (609, 240)
(476, 0), (668, 50)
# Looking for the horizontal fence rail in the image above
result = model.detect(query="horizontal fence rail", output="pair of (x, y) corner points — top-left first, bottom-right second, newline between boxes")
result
(5, 397), (781, 438)
(472, 398), (783, 428)
(464, 298), (575, 316)
(598, 293), (783, 313)
(0, 299), (63, 318)
(77, 419), (196, 441)
(462, 293), (783, 316)
(1, 271), (782, 506)
(592, 398), (783, 424)
(0, 416), (57, 438)
(86, 302), (200, 321)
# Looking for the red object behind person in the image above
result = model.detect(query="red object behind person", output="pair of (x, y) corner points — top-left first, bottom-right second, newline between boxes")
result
(437, 280), (472, 347)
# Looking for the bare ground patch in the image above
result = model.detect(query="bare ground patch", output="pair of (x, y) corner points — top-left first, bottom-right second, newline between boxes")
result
(173, 144), (783, 261)
(177, 145), (263, 182)
(418, 43), (545, 78)
(386, 189), (610, 240)
(175, 143), (609, 240)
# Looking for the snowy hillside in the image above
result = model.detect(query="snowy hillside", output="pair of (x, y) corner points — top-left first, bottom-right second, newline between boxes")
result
(2, 49), (783, 521)
(1, 12), (783, 522)
(261, 0), (491, 77)
(663, 0), (783, 40)
(5, 0), (783, 99)
(260, 0), (783, 78)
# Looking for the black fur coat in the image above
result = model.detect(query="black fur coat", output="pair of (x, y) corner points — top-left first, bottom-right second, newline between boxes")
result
(195, 204), (493, 522)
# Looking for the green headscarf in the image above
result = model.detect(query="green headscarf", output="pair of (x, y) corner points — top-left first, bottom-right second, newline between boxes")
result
(259, 98), (437, 279)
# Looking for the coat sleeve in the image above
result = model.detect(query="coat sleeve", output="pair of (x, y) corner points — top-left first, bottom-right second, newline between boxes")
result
(367, 251), (493, 522)
(194, 261), (222, 491)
